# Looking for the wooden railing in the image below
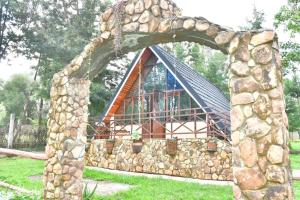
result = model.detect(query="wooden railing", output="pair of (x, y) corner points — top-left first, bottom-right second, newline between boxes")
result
(95, 108), (230, 141)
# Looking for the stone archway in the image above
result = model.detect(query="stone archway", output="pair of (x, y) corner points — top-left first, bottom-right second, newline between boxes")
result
(43, 0), (294, 199)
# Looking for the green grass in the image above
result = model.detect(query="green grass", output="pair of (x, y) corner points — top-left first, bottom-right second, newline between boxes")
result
(290, 140), (300, 151)
(291, 154), (300, 170)
(84, 169), (232, 200)
(0, 157), (299, 199)
(0, 157), (44, 191)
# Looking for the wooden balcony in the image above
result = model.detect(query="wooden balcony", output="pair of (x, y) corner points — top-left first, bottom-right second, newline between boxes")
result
(94, 108), (230, 141)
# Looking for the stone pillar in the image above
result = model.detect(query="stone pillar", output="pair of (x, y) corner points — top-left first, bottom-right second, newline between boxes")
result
(43, 73), (90, 200)
(229, 31), (294, 199)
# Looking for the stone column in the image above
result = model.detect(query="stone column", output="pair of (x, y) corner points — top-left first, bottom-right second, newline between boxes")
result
(44, 73), (90, 200)
(229, 31), (294, 199)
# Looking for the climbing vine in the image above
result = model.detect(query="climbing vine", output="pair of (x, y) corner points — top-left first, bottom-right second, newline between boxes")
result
(113, 0), (126, 56)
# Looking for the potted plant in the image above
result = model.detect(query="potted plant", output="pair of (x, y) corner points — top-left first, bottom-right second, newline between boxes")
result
(131, 130), (142, 153)
(207, 137), (218, 152)
(106, 138), (115, 154)
(166, 137), (177, 156)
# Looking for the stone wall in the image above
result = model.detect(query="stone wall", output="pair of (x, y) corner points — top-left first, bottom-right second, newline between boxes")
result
(229, 31), (294, 199)
(86, 138), (232, 181)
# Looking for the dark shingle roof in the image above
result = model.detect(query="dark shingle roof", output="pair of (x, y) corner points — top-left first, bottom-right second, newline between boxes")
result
(150, 45), (230, 116)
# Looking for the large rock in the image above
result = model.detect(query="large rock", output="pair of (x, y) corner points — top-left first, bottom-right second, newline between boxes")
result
(243, 189), (266, 200)
(231, 93), (254, 105)
(228, 36), (239, 54)
(252, 95), (271, 120)
(144, 0), (152, 9)
(235, 32), (251, 62)
(251, 44), (273, 65)
(102, 8), (112, 21)
(272, 100), (285, 114)
(230, 61), (250, 77)
(195, 20), (209, 31)
(239, 138), (258, 167)
(267, 145), (283, 164)
(206, 25), (219, 37)
(135, 0), (145, 13)
(158, 19), (171, 32)
(123, 22), (139, 32)
(231, 106), (245, 131)
(125, 3), (135, 15)
(231, 77), (259, 93)
(234, 167), (267, 190)
(245, 117), (271, 138)
(250, 31), (275, 46)
(261, 64), (278, 90)
(139, 10), (152, 23)
(160, 0), (169, 10)
(265, 186), (287, 199)
(148, 17), (159, 32)
(266, 165), (285, 183)
(215, 31), (235, 45)
(183, 19), (195, 30)
(151, 5), (161, 16)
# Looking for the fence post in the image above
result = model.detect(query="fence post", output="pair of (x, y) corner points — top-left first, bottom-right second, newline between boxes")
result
(7, 113), (15, 149)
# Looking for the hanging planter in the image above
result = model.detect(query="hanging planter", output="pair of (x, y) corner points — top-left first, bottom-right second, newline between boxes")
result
(106, 139), (115, 154)
(207, 139), (218, 152)
(166, 138), (177, 156)
(131, 131), (143, 153)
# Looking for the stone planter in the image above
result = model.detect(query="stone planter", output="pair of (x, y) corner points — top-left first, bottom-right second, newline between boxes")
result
(166, 139), (177, 156)
(207, 141), (217, 152)
(132, 139), (143, 153)
(106, 140), (115, 154)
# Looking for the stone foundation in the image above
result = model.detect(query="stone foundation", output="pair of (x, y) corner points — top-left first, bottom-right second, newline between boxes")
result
(86, 138), (232, 181)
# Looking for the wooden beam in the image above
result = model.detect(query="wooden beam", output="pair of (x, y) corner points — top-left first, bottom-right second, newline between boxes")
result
(0, 148), (46, 160)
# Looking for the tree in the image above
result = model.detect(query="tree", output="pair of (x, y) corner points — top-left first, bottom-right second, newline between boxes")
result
(0, 0), (36, 60)
(275, 0), (300, 73)
(0, 74), (36, 124)
(274, 0), (300, 132)
(284, 75), (300, 132)
(242, 5), (265, 30)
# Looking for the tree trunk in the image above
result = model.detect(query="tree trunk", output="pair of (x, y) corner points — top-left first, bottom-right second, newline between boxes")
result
(0, 148), (46, 160)
(7, 113), (15, 149)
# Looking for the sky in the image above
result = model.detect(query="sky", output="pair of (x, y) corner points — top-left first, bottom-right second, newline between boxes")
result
(0, 0), (289, 81)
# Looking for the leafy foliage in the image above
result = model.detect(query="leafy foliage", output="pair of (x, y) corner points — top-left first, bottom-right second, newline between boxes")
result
(284, 75), (300, 132)
(0, 74), (36, 124)
(0, 0), (36, 60)
(243, 5), (265, 30)
(274, 0), (300, 73)
(174, 43), (229, 97)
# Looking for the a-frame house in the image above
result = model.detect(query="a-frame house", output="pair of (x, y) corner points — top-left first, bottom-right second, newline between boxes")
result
(97, 45), (230, 140)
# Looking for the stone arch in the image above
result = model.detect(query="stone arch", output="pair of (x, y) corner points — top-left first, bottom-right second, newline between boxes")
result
(43, 0), (294, 199)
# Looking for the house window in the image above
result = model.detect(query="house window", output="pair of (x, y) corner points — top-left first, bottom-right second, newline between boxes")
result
(144, 63), (166, 93)
(167, 70), (182, 90)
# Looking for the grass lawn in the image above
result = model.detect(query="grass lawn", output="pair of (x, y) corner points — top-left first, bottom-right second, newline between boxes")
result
(290, 140), (300, 151)
(0, 157), (299, 200)
(0, 158), (232, 200)
(291, 154), (300, 169)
